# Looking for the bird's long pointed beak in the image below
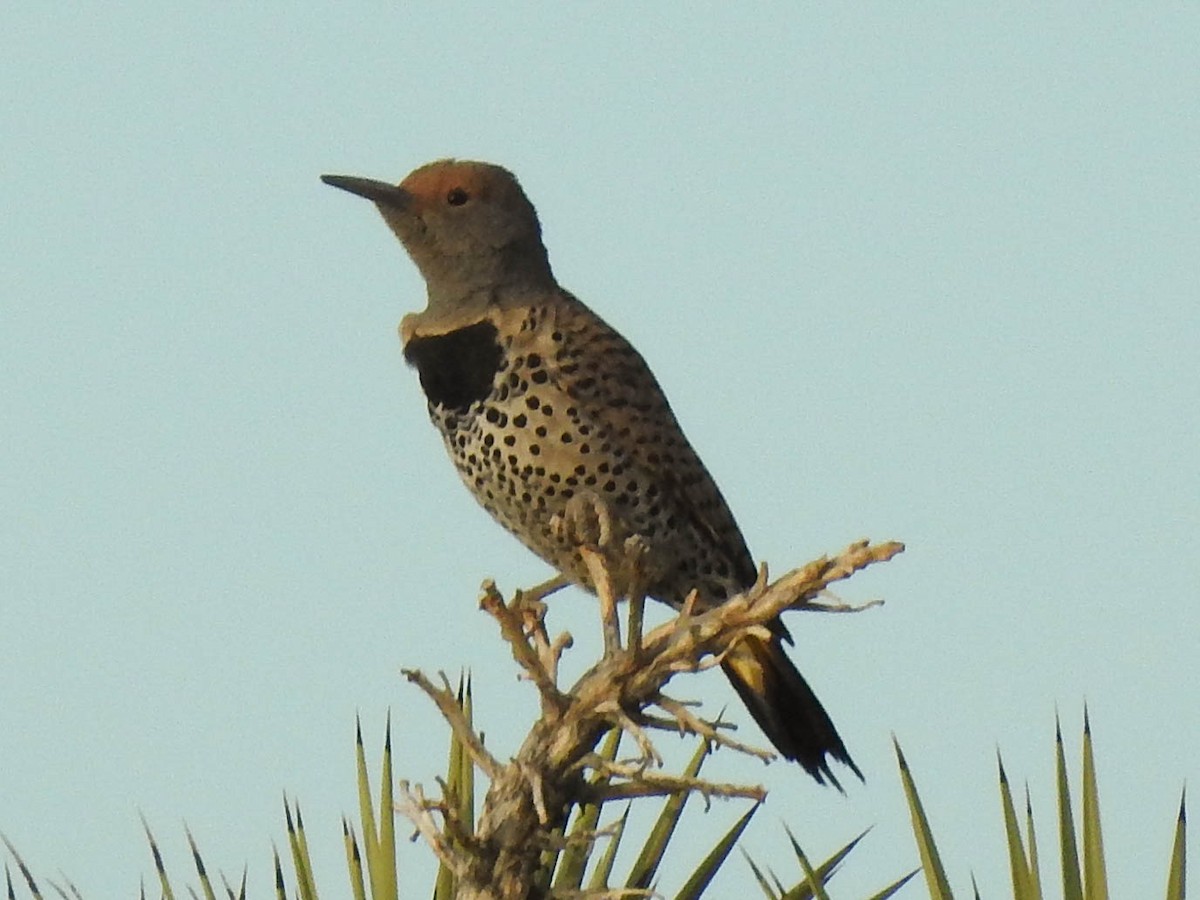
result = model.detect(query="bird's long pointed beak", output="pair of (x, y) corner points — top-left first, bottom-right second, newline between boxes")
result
(320, 174), (410, 208)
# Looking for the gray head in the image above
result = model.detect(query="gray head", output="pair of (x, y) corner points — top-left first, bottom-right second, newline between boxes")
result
(322, 159), (555, 308)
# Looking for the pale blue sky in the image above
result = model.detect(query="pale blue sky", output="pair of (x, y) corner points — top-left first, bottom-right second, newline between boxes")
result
(2, 5), (1196, 896)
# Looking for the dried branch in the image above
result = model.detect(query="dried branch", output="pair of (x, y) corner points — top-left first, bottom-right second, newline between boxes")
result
(478, 580), (569, 716)
(586, 772), (766, 805)
(397, 528), (903, 899)
(401, 669), (502, 782)
(592, 700), (661, 769)
(396, 781), (469, 878)
(652, 694), (774, 762)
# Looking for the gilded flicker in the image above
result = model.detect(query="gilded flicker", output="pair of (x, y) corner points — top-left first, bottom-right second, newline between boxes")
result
(322, 160), (860, 786)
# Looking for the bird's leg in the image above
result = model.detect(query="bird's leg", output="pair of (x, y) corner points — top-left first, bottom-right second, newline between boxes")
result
(552, 492), (630, 658)
(622, 535), (651, 657)
(625, 590), (646, 658)
(579, 545), (622, 658)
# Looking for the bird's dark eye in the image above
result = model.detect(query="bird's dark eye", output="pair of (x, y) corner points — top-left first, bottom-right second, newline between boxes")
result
(446, 187), (470, 206)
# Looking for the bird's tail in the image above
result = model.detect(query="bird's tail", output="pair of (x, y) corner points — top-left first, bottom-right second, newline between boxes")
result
(721, 634), (861, 788)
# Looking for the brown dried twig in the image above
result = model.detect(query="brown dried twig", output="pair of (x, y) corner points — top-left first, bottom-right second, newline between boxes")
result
(402, 669), (502, 782)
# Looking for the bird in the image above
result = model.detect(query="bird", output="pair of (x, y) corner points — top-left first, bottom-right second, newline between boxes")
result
(321, 159), (860, 786)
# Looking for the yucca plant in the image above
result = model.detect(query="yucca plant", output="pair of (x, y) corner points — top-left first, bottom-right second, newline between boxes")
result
(4, 705), (1188, 898)
(895, 710), (1187, 899)
(4, 533), (1190, 898)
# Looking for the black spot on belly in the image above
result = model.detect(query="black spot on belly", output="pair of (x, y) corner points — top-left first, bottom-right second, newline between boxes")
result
(403, 321), (503, 412)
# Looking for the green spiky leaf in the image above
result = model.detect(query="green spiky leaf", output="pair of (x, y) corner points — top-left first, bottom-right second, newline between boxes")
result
(998, 754), (1033, 899)
(183, 825), (217, 900)
(587, 803), (631, 891)
(673, 801), (759, 900)
(865, 868), (920, 900)
(343, 819), (366, 900)
(271, 844), (286, 900)
(353, 717), (382, 899)
(780, 826), (831, 900)
(553, 728), (623, 892)
(1165, 789), (1186, 900)
(1056, 715), (1084, 900)
(893, 736), (953, 900)
(1024, 785), (1043, 898)
(140, 818), (176, 900)
(741, 846), (780, 899)
(284, 798), (318, 900)
(779, 828), (870, 899)
(2, 836), (45, 900)
(1080, 709), (1109, 900)
(624, 736), (711, 891)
